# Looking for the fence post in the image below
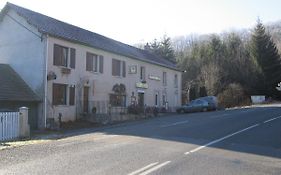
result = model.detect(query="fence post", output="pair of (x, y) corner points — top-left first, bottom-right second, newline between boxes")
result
(19, 107), (30, 138)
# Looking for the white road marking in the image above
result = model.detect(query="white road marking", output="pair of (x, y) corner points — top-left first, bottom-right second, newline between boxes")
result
(263, 115), (281, 123)
(184, 124), (259, 155)
(161, 120), (189, 128)
(139, 161), (171, 175)
(264, 117), (278, 123)
(128, 162), (159, 175)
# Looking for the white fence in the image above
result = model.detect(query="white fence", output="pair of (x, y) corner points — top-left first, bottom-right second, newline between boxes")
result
(0, 112), (20, 141)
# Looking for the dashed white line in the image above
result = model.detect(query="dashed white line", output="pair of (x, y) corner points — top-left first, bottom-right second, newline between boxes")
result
(139, 161), (171, 175)
(161, 120), (189, 128)
(128, 161), (171, 175)
(128, 162), (159, 175)
(184, 123), (259, 155)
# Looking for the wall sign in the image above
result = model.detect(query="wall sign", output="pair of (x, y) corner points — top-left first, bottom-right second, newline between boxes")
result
(129, 65), (137, 74)
(148, 75), (161, 81)
(136, 82), (148, 89)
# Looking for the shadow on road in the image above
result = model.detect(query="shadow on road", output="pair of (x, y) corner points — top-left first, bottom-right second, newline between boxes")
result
(29, 106), (281, 159)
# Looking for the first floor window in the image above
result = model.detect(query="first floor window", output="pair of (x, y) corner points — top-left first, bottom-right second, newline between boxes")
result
(53, 44), (76, 68)
(163, 72), (167, 86)
(86, 52), (104, 73)
(53, 83), (67, 105)
(140, 66), (145, 80)
(54, 44), (68, 67)
(110, 94), (126, 107)
(112, 59), (126, 77)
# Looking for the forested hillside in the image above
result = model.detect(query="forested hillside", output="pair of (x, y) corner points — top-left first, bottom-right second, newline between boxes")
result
(141, 20), (281, 107)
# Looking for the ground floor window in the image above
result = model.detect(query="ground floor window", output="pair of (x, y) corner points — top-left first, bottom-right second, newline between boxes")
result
(155, 94), (158, 106)
(110, 94), (126, 107)
(53, 83), (67, 105)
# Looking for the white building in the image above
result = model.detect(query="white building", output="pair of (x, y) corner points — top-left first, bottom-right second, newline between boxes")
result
(0, 3), (182, 129)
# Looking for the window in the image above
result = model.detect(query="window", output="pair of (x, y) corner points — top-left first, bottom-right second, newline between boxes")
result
(53, 44), (76, 68)
(54, 44), (68, 67)
(140, 66), (145, 81)
(162, 95), (166, 106)
(163, 72), (167, 86)
(69, 86), (75, 105)
(86, 52), (103, 73)
(53, 83), (67, 105)
(112, 59), (126, 77)
(174, 74), (178, 88)
(155, 94), (158, 106)
(110, 94), (126, 107)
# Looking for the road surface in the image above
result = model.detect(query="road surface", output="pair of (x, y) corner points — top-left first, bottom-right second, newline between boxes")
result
(1, 105), (281, 175)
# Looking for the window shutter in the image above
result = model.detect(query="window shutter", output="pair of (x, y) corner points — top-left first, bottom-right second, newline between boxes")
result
(99, 56), (104, 73)
(122, 61), (126, 77)
(70, 48), (76, 69)
(69, 86), (75, 105)
(53, 84), (59, 105)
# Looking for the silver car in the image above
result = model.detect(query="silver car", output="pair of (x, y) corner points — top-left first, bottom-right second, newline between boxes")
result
(177, 99), (209, 113)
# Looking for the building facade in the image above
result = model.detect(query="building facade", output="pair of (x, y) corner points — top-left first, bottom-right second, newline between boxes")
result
(0, 3), (181, 128)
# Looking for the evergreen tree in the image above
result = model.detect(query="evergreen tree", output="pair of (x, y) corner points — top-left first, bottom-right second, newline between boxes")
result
(145, 36), (176, 62)
(250, 19), (281, 97)
(160, 36), (176, 62)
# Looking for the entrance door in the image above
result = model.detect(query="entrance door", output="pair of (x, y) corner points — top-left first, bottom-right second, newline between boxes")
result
(138, 93), (144, 107)
(83, 87), (89, 113)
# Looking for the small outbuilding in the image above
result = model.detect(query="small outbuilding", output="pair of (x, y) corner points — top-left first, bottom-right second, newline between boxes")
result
(0, 64), (40, 129)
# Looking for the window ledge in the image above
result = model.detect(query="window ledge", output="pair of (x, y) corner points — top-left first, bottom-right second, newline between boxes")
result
(112, 75), (123, 78)
(53, 105), (75, 107)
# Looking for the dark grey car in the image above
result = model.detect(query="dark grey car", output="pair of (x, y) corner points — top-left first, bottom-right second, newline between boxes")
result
(176, 99), (209, 113)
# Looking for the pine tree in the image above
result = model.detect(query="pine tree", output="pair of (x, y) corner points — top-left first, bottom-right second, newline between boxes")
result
(144, 36), (176, 62)
(160, 36), (176, 62)
(250, 19), (281, 97)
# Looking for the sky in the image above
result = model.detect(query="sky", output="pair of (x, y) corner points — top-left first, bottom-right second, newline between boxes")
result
(1, 0), (281, 44)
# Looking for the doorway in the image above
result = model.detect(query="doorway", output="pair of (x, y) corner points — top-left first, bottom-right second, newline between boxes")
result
(138, 92), (144, 107)
(83, 86), (89, 113)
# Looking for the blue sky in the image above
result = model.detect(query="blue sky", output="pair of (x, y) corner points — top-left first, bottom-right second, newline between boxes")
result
(1, 0), (281, 44)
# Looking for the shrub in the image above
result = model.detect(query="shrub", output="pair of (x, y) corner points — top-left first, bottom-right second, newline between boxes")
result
(217, 83), (250, 108)
(128, 105), (144, 114)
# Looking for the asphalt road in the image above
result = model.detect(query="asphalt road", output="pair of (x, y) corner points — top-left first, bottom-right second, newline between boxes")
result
(1, 105), (281, 175)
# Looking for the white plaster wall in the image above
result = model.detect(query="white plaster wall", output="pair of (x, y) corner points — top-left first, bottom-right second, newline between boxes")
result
(0, 10), (46, 128)
(47, 37), (182, 121)
(0, 10), (45, 97)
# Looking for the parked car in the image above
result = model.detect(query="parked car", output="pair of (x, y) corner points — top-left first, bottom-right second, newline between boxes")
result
(197, 96), (218, 111)
(176, 99), (209, 113)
